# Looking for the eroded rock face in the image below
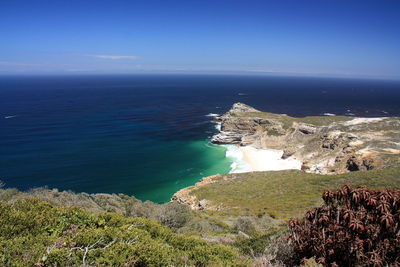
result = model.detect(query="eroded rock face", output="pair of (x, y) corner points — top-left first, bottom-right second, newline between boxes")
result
(212, 103), (283, 145)
(171, 175), (225, 211)
(346, 154), (381, 171)
(211, 131), (247, 144)
(211, 102), (400, 174)
(321, 132), (358, 150)
(226, 102), (259, 113)
(298, 124), (317, 135)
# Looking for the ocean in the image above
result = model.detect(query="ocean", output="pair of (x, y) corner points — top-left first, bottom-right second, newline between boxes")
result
(1, 74), (399, 203)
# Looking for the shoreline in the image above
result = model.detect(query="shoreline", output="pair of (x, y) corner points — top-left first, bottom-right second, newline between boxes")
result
(225, 144), (302, 173)
(172, 103), (400, 206)
(211, 111), (302, 174)
(240, 145), (302, 172)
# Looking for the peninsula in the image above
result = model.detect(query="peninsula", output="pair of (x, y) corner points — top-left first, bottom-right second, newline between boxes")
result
(173, 103), (400, 212)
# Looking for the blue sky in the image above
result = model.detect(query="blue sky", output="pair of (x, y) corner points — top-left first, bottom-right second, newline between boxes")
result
(0, 0), (399, 78)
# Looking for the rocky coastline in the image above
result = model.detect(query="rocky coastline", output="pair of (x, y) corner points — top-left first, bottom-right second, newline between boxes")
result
(172, 102), (400, 208)
(211, 102), (400, 174)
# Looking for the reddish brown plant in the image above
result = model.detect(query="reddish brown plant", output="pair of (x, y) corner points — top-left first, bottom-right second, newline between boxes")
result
(287, 186), (400, 266)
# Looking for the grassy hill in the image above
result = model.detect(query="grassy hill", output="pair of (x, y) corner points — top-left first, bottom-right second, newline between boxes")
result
(190, 168), (400, 220)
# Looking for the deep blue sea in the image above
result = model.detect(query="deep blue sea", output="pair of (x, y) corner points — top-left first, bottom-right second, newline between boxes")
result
(1, 75), (399, 202)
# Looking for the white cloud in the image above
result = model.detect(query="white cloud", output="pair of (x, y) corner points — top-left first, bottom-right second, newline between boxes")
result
(83, 54), (138, 60)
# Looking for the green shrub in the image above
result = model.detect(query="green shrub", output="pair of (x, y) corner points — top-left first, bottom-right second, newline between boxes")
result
(235, 234), (270, 257)
(0, 198), (244, 266)
(267, 129), (283, 136)
(153, 202), (193, 229)
(233, 216), (258, 234)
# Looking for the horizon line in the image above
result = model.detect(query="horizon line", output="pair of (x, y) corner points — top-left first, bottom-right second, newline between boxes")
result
(0, 71), (399, 82)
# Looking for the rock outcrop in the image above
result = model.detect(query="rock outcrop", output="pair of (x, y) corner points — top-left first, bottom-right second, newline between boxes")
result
(172, 175), (225, 211)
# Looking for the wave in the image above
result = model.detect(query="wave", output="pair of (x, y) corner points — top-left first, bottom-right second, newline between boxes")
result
(215, 122), (221, 131)
(204, 141), (216, 148)
(4, 115), (17, 119)
(205, 113), (219, 117)
(223, 145), (252, 173)
(323, 113), (336, 116)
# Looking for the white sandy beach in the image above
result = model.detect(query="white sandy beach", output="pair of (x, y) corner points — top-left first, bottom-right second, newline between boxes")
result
(239, 146), (302, 172)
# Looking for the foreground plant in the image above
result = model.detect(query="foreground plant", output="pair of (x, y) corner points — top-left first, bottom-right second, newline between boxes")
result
(0, 198), (246, 266)
(288, 185), (400, 266)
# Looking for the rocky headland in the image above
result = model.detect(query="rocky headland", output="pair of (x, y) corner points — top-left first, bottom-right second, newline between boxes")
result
(212, 102), (400, 174)
(173, 103), (400, 211)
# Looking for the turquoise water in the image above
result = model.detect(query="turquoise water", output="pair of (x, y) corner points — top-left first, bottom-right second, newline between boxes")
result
(134, 140), (232, 202)
(1, 75), (399, 202)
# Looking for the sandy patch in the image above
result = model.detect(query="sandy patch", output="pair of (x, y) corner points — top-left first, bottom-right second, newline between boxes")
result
(343, 117), (386, 126)
(240, 146), (302, 172)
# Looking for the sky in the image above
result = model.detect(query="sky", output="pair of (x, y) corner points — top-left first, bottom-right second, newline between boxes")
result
(0, 0), (399, 79)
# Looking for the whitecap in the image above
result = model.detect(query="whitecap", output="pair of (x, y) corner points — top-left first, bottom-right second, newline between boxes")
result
(323, 113), (336, 116)
(4, 115), (16, 119)
(205, 113), (219, 117)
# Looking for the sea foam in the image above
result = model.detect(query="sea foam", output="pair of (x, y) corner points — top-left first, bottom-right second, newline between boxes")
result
(215, 122), (222, 131)
(205, 113), (219, 117)
(223, 145), (252, 173)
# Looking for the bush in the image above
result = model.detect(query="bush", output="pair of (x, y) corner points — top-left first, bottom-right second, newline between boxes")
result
(288, 186), (400, 266)
(0, 188), (21, 202)
(0, 198), (244, 266)
(235, 234), (271, 257)
(233, 216), (257, 234)
(153, 202), (193, 229)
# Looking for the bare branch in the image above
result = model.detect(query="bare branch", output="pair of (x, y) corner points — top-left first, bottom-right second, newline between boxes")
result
(103, 239), (117, 250)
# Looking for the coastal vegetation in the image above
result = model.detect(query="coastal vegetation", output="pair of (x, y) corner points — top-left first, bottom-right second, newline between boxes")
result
(2, 169), (400, 266)
(288, 186), (400, 266)
(0, 197), (245, 266)
(234, 110), (353, 128)
(185, 168), (400, 219)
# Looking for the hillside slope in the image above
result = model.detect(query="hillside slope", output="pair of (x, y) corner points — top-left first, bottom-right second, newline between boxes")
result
(0, 198), (247, 266)
(173, 168), (400, 220)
